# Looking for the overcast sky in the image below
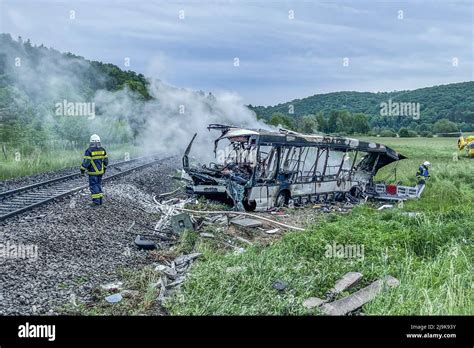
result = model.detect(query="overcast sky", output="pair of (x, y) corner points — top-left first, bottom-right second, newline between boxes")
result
(1, 0), (472, 105)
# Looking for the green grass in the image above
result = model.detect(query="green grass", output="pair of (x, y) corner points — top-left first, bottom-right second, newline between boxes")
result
(0, 143), (143, 180)
(164, 137), (474, 315)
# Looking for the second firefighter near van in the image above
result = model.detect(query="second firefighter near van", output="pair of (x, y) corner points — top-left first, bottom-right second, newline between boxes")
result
(80, 134), (108, 206)
(416, 161), (431, 185)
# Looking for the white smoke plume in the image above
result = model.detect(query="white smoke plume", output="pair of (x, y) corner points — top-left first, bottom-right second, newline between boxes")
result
(1, 34), (269, 165)
(91, 79), (270, 164)
(142, 80), (269, 162)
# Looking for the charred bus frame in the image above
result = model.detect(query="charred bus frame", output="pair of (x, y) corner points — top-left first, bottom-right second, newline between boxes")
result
(183, 124), (408, 211)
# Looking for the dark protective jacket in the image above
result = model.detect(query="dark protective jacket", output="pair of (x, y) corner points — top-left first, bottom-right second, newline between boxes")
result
(80, 146), (108, 175)
(416, 165), (429, 178)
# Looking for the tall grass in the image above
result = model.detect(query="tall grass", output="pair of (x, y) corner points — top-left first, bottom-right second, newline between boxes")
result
(166, 207), (472, 315)
(0, 143), (143, 180)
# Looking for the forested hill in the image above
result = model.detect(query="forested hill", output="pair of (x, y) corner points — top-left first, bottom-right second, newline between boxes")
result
(249, 81), (474, 134)
(0, 34), (257, 155)
(0, 33), (151, 100)
(0, 33), (151, 147)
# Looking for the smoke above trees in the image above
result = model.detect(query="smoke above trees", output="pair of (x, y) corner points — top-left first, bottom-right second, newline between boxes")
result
(0, 34), (267, 162)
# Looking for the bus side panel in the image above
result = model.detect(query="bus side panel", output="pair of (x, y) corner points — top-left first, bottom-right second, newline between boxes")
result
(290, 180), (355, 197)
(248, 185), (280, 211)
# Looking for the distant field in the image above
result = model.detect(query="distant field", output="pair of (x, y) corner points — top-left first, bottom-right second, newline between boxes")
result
(165, 136), (473, 315)
(0, 144), (144, 180)
(363, 136), (466, 185)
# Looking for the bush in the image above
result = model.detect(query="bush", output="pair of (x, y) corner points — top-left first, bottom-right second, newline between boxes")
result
(416, 123), (432, 133)
(420, 131), (433, 137)
(433, 119), (459, 136)
(380, 129), (396, 137)
(399, 128), (418, 137)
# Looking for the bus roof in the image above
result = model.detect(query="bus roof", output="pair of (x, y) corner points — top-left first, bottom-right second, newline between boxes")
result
(212, 125), (406, 162)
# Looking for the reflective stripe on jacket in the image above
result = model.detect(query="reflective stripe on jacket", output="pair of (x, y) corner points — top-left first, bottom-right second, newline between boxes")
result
(80, 147), (109, 175)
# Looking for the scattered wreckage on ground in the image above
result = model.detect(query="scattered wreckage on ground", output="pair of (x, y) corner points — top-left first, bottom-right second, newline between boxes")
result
(182, 124), (423, 211)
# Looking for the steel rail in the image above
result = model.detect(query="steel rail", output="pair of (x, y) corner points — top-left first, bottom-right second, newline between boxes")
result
(0, 156), (168, 222)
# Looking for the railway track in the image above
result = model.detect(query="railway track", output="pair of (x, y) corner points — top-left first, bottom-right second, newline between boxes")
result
(0, 155), (167, 221)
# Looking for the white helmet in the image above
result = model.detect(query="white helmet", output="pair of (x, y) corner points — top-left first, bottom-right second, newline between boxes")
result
(90, 134), (101, 143)
(423, 161), (431, 167)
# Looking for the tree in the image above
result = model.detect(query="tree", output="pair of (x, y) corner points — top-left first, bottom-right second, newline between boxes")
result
(416, 123), (432, 133)
(268, 112), (294, 130)
(433, 118), (459, 136)
(352, 113), (370, 134)
(327, 110), (339, 133)
(335, 117), (344, 133)
(120, 80), (151, 100)
(338, 110), (351, 132)
(315, 112), (327, 133)
(325, 110), (354, 134)
(296, 115), (317, 134)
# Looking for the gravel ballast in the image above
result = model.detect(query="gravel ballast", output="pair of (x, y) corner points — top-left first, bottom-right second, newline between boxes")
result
(0, 158), (178, 315)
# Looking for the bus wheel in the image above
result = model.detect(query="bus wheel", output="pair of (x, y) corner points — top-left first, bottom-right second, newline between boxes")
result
(349, 186), (362, 198)
(243, 199), (257, 211)
(275, 190), (290, 207)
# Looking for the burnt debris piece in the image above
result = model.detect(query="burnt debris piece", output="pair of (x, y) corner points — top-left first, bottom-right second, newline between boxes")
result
(170, 213), (194, 235)
(302, 272), (399, 315)
(272, 279), (287, 291)
(134, 235), (157, 250)
(327, 271), (363, 298)
(320, 275), (400, 315)
(230, 217), (263, 228)
(182, 125), (420, 212)
(303, 271), (363, 309)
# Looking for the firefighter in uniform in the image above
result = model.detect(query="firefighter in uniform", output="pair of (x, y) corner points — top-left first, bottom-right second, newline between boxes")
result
(80, 134), (108, 206)
(416, 161), (431, 185)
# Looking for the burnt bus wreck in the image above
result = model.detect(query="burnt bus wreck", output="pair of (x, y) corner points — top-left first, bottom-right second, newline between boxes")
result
(182, 124), (413, 211)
